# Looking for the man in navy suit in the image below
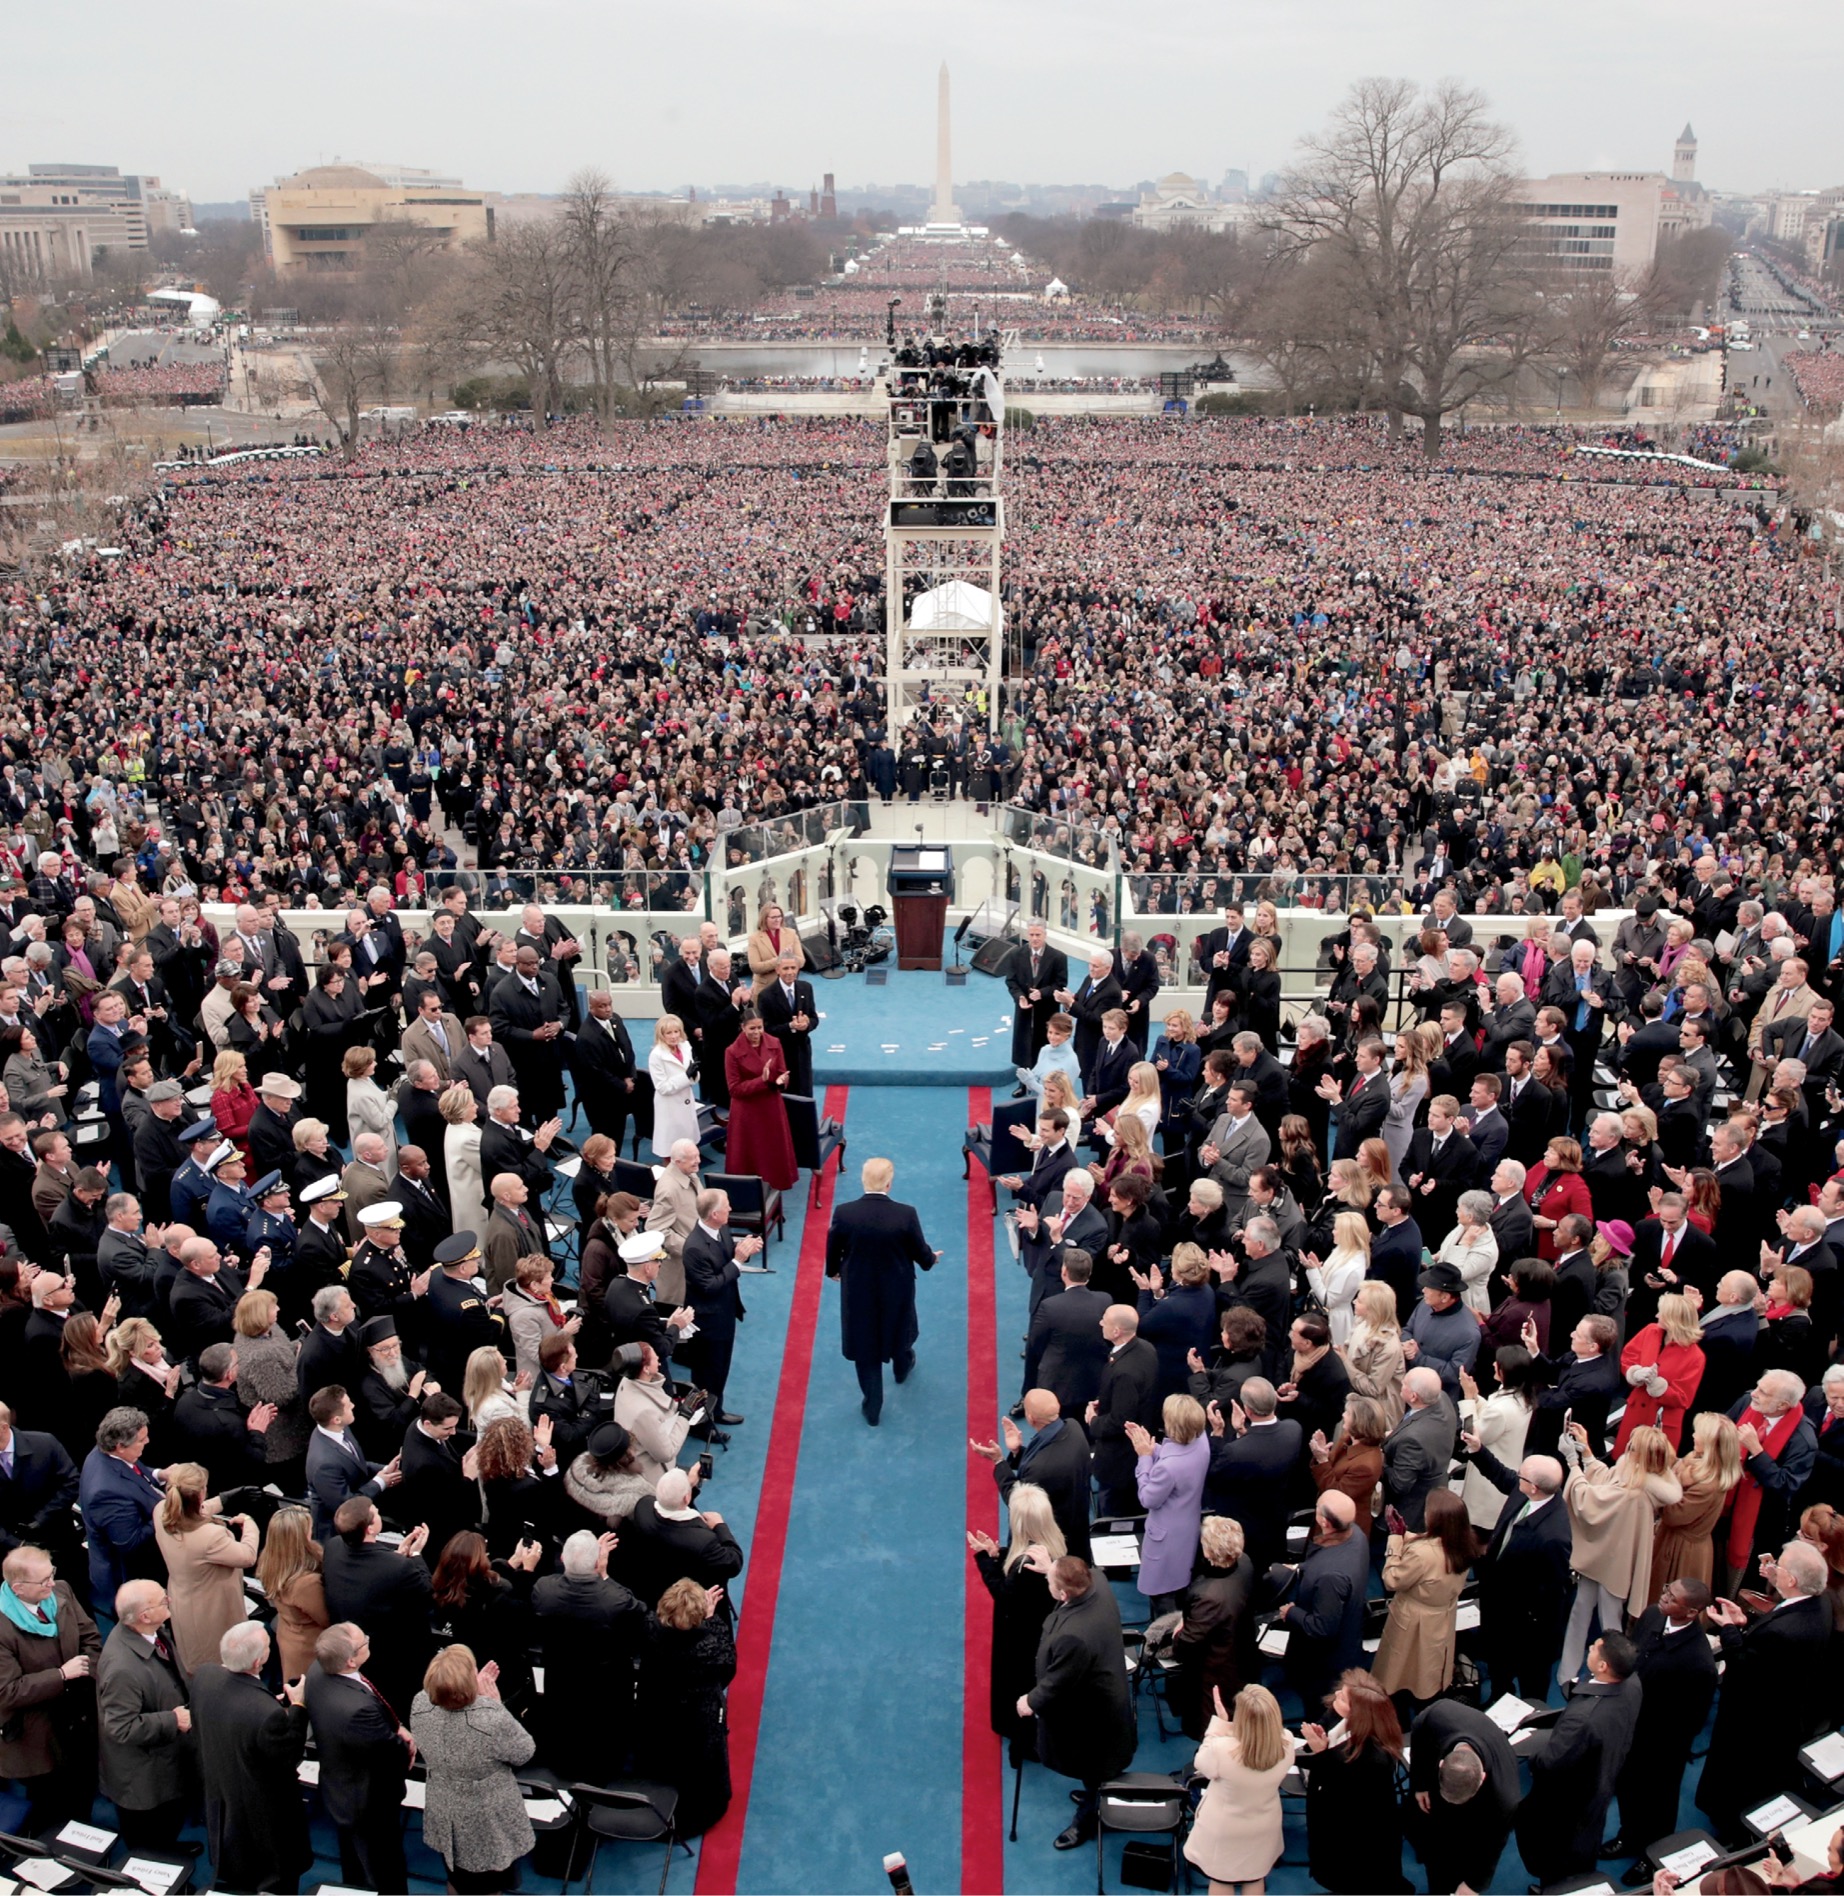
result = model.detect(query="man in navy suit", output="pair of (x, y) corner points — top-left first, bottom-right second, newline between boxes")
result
(0, 1403), (83, 1591)
(78, 1405), (166, 1605)
(826, 1157), (940, 1426)
(1462, 1073), (1510, 1174)
(1023, 1252), (1112, 1416)
(1200, 1375), (1301, 1571)
(998, 1107), (1077, 1208)
(682, 1186), (761, 1430)
(1324, 1037), (1389, 1159)
(1016, 1172), (1109, 1319)
(304, 1621), (413, 1893)
(304, 1387), (402, 1538)
(1367, 1191), (1426, 1325)
(977, 1388), (1092, 1561)
(1083, 1011), (1137, 1122)
(1058, 950), (1122, 1076)
(1461, 1441), (1573, 1702)
(757, 954), (818, 1097)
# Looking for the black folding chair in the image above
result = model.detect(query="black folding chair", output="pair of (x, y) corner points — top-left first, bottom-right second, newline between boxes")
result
(963, 1093), (1038, 1200)
(784, 1092), (846, 1207)
(706, 1170), (784, 1253)
(564, 1780), (684, 1895)
(1095, 1772), (1189, 1894)
(613, 1157), (658, 1200)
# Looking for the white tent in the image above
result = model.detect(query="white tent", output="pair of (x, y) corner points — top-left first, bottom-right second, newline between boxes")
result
(909, 579), (1001, 635)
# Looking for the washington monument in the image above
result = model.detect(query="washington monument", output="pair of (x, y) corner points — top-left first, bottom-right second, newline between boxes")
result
(930, 61), (961, 227)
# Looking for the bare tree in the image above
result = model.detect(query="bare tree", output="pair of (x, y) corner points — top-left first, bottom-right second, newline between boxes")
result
(1269, 77), (1538, 453)
(470, 219), (577, 426)
(558, 171), (650, 423)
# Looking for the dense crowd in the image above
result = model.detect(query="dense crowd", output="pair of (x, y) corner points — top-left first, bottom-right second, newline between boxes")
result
(1788, 347), (1844, 414)
(88, 360), (227, 406)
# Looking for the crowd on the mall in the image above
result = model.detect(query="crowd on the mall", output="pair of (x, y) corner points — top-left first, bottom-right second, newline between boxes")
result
(0, 387), (1839, 1888)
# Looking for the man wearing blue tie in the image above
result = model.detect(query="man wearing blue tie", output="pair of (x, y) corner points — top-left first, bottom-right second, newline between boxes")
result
(304, 1388), (403, 1538)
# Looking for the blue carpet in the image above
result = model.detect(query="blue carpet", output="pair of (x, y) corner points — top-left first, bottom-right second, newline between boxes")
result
(813, 932), (1015, 1085)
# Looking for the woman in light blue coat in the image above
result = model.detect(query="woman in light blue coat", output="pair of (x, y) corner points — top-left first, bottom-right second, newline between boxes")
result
(1130, 1392), (1212, 1611)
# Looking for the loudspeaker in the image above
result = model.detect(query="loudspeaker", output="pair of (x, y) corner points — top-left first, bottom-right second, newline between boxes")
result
(970, 935), (1014, 977)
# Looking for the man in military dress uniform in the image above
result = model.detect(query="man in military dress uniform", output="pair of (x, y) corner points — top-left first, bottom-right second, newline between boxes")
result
(294, 1177), (352, 1324)
(168, 1118), (222, 1229)
(348, 1202), (429, 1355)
(242, 1171), (298, 1308)
(203, 1144), (257, 1258)
(425, 1231), (507, 1390)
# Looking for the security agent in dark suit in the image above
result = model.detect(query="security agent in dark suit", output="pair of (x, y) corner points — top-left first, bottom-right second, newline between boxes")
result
(757, 954), (819, 1097)
(1006, 924), (1070, 1070)
(825, 1157), (940, 1426)
(1382, 1366), (1458, 1530)
(1023, 1250), (1113, 1417)
(1087, 1305), (1162, 1514)
(1199, 1374), (1302, 1571)
(1517, 1631), (1641, 1887)
(1610, 1580), (1719, 1858)
(979, 1388), (1092, 1562)
(1401, 1100), (1480, 1245)
(320, 1498), (433, 1722)
(1278, 1489), (1370, 1717)
(571, 989), (640, 1151)
(172, 1344), (271, 1492)
(1406, 1699), (1521, 1896)
(488, 947), (570, 1123)
(304, 1620), (414, 1894)
(0, 1411), (83, 1582)
(682, 1185), (759, 1429)
(458, 1017), (517, 1110)
(996, 1109), (1078, 1210)
(1499, 1043), (1553, 1165)
(1459, 1440), (1572, 1702)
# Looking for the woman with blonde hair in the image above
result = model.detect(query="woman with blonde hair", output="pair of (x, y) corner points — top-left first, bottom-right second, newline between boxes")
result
(1343, 1281), (1406, 1427)
(1614, 1291), (1706, 1453)
(637, 1577), (739, 1837)
(233, 1287), (309, 1486)
(439, 1083), (487, 1234)
(1303, 1211), (1368, 1346)
(1382, 1031), (1430, 1180)
(464, 1345), (528, 1431)
(289, 1116), (341, 1198)
(343, 1044), (403, 1177)
(969, 1481), (1067, 1765)
(1095, 1110), (1158, 1195)
(210, 1048), (257, 1162)
(1310, 1394), (1389, 1537)
(1183, 1681), (1297, 1893)
(256, 1504), (329, 1680)
(649, 1014), (700, 1157)
(1114, 1061), (1164, 1141)
(746, 903), (804, 1000)
(1013, 1066), (1086, 1148)
(1555, 1420), (1682, 1683)
(108, 1315), (182, 1460)
(1152, 1008), (1202, 1165)
(1169, 1514), (1254, 1738)
(1650, 1410), (1743, 1599)
(154, 1462), (259, 1675)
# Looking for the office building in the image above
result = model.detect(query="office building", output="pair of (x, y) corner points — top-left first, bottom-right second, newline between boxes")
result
(260, 165), (492, 272)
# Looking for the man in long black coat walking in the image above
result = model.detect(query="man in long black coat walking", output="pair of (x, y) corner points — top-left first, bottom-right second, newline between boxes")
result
(190, 1622), (312, 1894)
(826, 1156), (939, 1426)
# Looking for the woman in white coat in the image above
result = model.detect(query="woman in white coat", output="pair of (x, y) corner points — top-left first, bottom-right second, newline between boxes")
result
(1303, 1211), (1369, 1348)
(343, 1045), (403, 1176)
(1456, 1346), (1542, 1530)
(1436, 1190), (1501, 1316)
(439, 1083), (488, 1236)
(649, 1014), (701, 1159)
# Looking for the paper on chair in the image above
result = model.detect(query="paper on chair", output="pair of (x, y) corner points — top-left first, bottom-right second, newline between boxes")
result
(1484, 1694), (1532, 1732)
(1748, 1794), (1804, 1831)
(297, 1758), (321, 1783)
(524, 1799), (567, 1823)
(1803, 1731), (1844, 1779)
(532, 1666), (545, 1694)
(9, 1864), (71, 1892)
(1257, 1625), (1290, 1656)
(1658, 1841), (1717, 1881)
(1090, 1533), (1140, 1568)
(121, 1862), (186, 1895)
(401, 1780), (427, 1809)
(554, 1155), (582, 1179)
(54, 1823), (114, 1853)
(1454, 1601), (1481, 1631)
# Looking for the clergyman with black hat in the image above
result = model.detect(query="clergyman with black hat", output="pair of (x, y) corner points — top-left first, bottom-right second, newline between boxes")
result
(352, 1315), (432, 1459)
(1401, 1256), (1480, 1403)
(1611, 893), (1667, 1008)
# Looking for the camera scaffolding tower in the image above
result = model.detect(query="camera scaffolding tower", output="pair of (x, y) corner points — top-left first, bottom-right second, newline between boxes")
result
(881, 293), (1005, 736)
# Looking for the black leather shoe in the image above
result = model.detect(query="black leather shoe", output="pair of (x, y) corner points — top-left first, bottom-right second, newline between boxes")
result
(1008, 1400), (1026, 1420)
(1599, 1837), (1628, 1859)
(1010, 1084), (1028, 1098)
(861, 1401), (881, 1427)
(1054, 1823), (1094, 1851)
(893, 1355), (914, 1384)
(716, 1410), (745, 1426)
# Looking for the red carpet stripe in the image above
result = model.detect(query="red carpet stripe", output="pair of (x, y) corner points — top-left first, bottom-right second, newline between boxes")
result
(695, 1084), (849, 1895)
(961, 1086), (1005, 1895)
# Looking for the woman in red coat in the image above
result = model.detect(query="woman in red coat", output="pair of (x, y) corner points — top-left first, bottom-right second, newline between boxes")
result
(722, 1011), (798, 1192)
(210, 1049), (259, 1164)
(1615, 1291), (1706, 1453)
(1524, 1137), (1593, 1264)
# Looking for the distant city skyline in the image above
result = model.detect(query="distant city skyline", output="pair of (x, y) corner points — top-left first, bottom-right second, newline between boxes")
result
(8, 0), (1839, 206)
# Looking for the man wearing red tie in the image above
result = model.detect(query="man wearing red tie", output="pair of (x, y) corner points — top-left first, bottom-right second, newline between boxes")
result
(1320, 1037), (1389, 1159)
(95, 1579), (196, 1846)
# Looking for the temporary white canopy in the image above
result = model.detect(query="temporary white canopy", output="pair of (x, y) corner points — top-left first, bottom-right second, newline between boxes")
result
(909, 579), (1001, 635)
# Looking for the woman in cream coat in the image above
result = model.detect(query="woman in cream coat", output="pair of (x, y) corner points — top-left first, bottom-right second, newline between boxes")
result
(439, 1084), (487, 1235)
(1436, 1190), (1501, 1317)
(1183, 1682), (1297, 1893)
(746, 904), (804, 1001)
(1371, 1490), (1473, 1702)
(1556, 1420), (1681, 1684)
(613, 1343), (692, 1482)
(343, 1046), (403, 1178)
(153, 1463), (260, 1675)
(1341, 1282), (1406, 1429)
(1456, 1347), (1541, 1530)
(1303, 1212), (1369, 1348)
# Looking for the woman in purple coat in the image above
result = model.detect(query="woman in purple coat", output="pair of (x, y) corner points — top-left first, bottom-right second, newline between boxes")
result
(1129, 1393), (1212, 1611)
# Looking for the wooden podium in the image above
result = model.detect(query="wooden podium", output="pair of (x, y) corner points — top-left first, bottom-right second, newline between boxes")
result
(887, 845), (953, 971)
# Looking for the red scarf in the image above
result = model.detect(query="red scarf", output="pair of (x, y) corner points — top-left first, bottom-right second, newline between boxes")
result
(1724, 1402), (1805, 1566)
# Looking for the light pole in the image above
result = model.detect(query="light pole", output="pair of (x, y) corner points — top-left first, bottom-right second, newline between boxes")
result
(1555, 365), (1568, 423)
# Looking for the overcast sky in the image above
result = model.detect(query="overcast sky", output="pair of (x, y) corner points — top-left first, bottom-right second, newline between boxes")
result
(9, 0), (1838, 205)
